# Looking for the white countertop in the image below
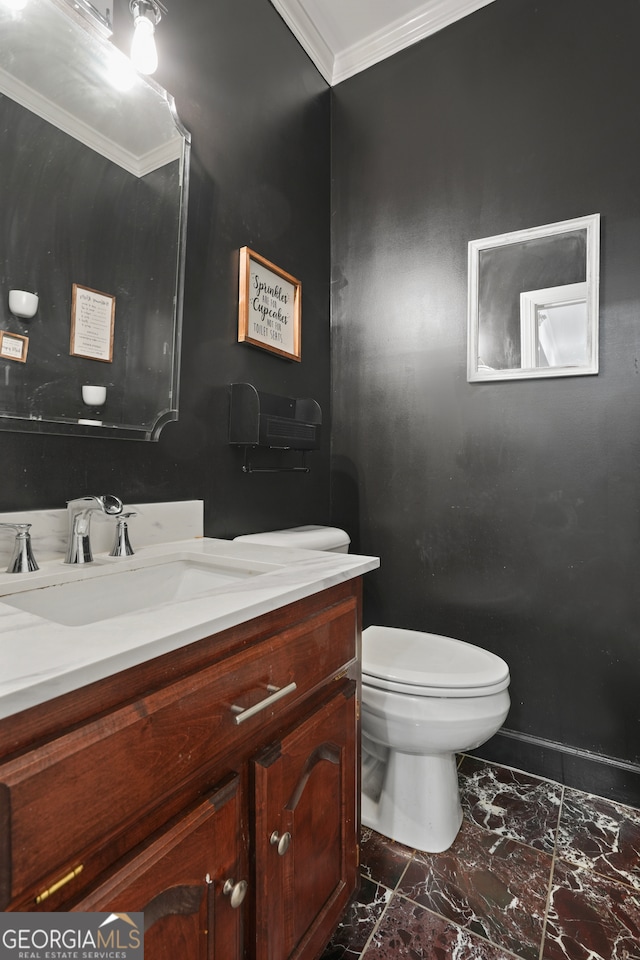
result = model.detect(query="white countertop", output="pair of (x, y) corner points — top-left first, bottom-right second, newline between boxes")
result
(0, 538), (379, 721)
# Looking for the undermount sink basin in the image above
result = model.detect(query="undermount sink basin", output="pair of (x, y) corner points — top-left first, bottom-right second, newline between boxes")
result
(2, 557), (262, 627)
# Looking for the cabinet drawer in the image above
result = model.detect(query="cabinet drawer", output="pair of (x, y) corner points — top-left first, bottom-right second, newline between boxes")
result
(0, 595), (356, 907)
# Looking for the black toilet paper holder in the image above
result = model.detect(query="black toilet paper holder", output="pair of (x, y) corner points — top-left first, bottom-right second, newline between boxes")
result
(229, 383), (321, 474)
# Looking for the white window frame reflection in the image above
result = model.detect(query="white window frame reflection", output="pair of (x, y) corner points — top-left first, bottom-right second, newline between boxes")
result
(520, 282), (589, 370)
(467, 214), (600, 382)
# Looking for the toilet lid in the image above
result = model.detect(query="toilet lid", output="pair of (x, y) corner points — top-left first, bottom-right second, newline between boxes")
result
(233, 525), (350, 551)
(362, 625), (510, 695)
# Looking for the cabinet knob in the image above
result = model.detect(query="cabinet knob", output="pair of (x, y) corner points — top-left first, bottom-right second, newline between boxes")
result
(269, 830), (291, 856)
(223, 878), (248, 908)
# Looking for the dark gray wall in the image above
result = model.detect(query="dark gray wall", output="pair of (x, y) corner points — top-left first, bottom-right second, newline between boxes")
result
(331, 0), (640, 803)
(0, 0), (331, 537)
(5, 0), (639, 804)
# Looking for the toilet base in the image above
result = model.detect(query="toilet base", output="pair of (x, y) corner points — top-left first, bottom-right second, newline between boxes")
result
(361, 748), (463, 853)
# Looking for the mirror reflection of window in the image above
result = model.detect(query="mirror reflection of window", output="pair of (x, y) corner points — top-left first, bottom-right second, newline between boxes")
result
(477, 232), (587, 371)
(520, 282), (588, 370)
(467, 214), (599, 382)
(538, 303), (589, 367)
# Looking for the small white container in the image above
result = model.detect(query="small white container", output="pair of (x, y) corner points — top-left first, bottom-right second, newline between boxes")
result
(8, 290), (39, 319)
(82, 385), (107, 407)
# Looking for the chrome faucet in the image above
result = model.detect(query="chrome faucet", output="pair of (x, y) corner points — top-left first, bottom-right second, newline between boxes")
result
(0, 522), (39, 573)
(65, 495), (123, 564)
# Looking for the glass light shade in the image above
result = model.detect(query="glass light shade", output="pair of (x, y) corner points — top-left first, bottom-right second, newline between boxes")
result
(106, 50), (137, 91)
(131, 14), (157, 74)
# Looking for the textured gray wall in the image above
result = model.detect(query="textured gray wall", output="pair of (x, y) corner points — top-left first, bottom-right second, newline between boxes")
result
(331, 0), (640, 801)
(0, 0), (331, 537)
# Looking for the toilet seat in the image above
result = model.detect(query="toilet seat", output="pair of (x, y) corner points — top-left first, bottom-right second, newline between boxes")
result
(362, 625), (510, 698)
(234, 525), (350, 552)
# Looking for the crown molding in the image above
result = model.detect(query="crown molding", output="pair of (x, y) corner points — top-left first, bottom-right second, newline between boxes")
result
(0, 68), (181, 177)
(272, 0), (497, 86)
(333, 0), (496, 83)
(269, 0), (335, 83)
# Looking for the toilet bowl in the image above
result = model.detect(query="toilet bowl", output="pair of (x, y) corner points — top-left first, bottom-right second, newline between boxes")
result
(361, 625), (510, 852)
(232, 526), (510, 853)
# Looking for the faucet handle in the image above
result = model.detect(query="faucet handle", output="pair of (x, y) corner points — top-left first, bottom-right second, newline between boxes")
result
(66, 494), (123, 516)
(0, 522), (39, 573)
(109, 512), (136, 558)
(101, 495), (124, 516)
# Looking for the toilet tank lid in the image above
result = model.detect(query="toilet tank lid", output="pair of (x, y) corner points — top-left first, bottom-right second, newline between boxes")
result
(362, 625), (509, 691)
(233, 525), (350, 551)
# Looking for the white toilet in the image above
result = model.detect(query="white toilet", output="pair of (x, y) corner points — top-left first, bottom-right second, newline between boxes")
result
(361, 625), (509, 852)
(233, 526), (510, 853)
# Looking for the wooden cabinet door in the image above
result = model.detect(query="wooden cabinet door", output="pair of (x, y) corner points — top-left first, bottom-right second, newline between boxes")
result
(73, 773), (247, 960)
(253, 683), (358, 960)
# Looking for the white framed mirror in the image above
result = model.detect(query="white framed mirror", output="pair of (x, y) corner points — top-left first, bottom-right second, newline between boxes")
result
(467, 214), (600, 382)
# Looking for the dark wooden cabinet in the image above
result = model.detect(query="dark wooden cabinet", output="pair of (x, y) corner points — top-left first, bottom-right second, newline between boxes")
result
(72, 773), (245, 960)
(0, 579), (362, 960)
(253, 688), (358, 960)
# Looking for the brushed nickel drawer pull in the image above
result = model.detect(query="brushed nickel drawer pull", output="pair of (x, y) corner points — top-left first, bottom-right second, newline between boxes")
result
(223, 878), (248, 908)
(230, 682), (297, 724)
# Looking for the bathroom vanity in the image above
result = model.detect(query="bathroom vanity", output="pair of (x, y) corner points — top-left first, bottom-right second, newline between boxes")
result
(0, 536), (378, 959)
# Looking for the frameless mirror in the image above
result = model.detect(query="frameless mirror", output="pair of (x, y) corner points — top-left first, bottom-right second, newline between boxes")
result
(467, 214), (600, 382)
(0, 0), (190, 439)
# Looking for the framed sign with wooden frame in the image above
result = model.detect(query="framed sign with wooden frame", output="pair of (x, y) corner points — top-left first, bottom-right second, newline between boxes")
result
(70, 283), (116, 363)
(0, 330), (29, 363)
(238, 247), (301, 361)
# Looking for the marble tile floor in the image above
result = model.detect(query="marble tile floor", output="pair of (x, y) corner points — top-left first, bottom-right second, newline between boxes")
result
(321, 755), (640, 960)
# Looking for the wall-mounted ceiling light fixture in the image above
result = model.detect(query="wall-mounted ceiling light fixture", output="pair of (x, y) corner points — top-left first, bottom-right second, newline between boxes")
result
(129, 0), (166, 75)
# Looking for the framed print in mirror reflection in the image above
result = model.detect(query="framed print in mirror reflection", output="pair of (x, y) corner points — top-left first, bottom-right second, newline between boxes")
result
(0, 331), (29, 363)
(467, 214), (600, 382)
(70, 284), (116, 363)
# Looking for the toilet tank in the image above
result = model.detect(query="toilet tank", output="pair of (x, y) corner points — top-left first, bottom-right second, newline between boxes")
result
(233, 525), (350, 553)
